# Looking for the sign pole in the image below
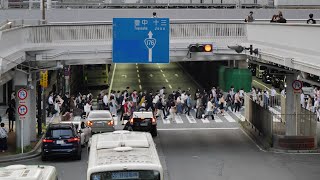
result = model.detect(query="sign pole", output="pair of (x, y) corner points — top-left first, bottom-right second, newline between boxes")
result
(21, 119), (24, 153)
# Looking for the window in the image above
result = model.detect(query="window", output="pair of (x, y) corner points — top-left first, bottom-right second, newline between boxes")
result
(88, 112), (112, 119)
(91, 170), (160, 180)
(47, 129), (74, 138)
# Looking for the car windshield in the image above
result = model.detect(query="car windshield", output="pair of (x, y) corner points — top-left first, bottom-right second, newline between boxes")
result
(47, 129), (74, 138)
(88, 112), (111, 119)
(90, 170), (160, 180)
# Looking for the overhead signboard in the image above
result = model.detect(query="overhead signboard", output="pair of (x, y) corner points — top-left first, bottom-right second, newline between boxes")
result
(113, 18), (170, 63)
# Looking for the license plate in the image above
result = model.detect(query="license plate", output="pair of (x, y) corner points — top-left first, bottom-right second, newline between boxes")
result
(56, 140), (64, 145)
(140, 122), (148, 126)
(94, 122), (105, 127)
(111, 172), (139, 179)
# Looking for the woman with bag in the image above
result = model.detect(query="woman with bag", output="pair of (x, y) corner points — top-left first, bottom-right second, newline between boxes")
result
(219, 95), (226, 116)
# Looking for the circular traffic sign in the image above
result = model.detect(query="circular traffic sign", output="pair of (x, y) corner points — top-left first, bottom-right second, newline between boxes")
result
(18, 105), (28, 116)
(17, 89), (28, 100)
(292, 80), (303, 91)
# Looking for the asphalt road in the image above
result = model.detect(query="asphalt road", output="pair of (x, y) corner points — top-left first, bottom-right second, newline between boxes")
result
(2, 63), (320, 180)
(2, 129), (320, 180)
(110, 63), (200, 96)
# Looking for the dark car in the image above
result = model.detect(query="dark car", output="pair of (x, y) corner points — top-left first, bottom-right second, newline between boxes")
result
(123, 111), (157, 137)
(248, 63), (256, 76)
(262, 69), (278, 84)
(271, 74), (285, 88)
(42, 123), (82, 161)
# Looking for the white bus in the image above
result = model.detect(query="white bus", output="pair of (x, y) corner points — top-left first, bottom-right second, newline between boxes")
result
(0, 164), (58, 180)
(87, 130), (163, 180)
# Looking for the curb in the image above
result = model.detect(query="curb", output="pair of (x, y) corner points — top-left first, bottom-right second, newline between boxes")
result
(238, 118), (320, 154)
(0, 134), (44, 163)
(0, 115), (58, 163)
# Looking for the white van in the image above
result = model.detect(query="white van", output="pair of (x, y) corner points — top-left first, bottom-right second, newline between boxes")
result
(87, 130), (163, 180)
(0, 164), (58, 180)
(256, 65), (267, 79)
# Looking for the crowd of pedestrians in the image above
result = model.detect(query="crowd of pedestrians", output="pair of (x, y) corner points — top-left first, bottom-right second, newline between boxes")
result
(45, 86), (248, 124)
(300, 87), (320, 121)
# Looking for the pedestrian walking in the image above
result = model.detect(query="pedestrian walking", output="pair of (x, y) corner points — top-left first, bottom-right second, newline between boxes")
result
(307, 13), (316, 24)
(204, 98), (214, 120)
(0, 123), (8, 152)
(270, 87), (276, 107)
(234, 91), (241, 112)
(6, 104), (15, 132)
(47, 92), (54, 117)
(169, 99), (176, 123)
(219, 95), (226, 116)
(245, 11), (254, 22)
(185, 94), (192, 116)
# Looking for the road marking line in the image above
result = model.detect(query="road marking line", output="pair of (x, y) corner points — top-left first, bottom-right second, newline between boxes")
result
(136, 66), (138, 69)
(138, 79), (141, 83)
(137, 74), (140, 78)
(214, 116), (223, 123)
(201, 118), (210, 123)
(158, 65), (161, 68)
(168, 84), (172, 89)
(158, 127), (239, 131)
(175, 114), (183, 124)
(165, 79), (168, 82)
(108, 63), (117, 98)
(185, 114), (197, 123)
(175, 74), (178, 77)
(139, 85), (142, 90)
(253, 80), (279, 95)
(162, 117), (171, 124)
(162, 74), (166, 77)
(137, 70), (139, 73)
(160, 69), (163, 72)
(224, 113), (236, 122)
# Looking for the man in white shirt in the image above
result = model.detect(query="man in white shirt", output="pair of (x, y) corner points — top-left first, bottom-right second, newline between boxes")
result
(300, 92), (305, 108)
(103, 93), (109, 109)
(204, 98), (214, 120)
(47, 93), (54, 117)
(270, 87), (277, 107)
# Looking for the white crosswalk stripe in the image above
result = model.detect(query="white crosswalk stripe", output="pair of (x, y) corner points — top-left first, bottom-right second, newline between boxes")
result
(113, 116), (118, 126)
(224, 113), (236, 122)
(161, 114), (171, 124)
(214, 115), (223, 123)
(175, 114), (184, 124)
(185, 114), (197, 123)
(201, 118), (210, 123)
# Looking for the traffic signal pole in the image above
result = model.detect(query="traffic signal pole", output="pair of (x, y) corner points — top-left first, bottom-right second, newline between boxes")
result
(37, 81), (42, 136)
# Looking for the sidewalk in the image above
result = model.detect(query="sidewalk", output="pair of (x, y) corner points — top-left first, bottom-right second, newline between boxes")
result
(0, 105), (61, 161)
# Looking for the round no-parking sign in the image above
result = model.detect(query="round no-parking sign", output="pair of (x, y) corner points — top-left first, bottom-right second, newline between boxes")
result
(18, 105), (28, 117)
(292, 80), (303, 91)
(17, 88), (28, 100)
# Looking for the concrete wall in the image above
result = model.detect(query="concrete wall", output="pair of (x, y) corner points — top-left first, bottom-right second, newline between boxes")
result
(0, 9), (319, 23)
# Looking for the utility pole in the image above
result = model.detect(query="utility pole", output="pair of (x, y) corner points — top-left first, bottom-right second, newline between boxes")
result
(37, 81), (42, 136)
(41, 0), (46, 24)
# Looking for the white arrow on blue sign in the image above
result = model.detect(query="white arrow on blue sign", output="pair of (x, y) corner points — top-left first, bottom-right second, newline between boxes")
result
(113, 18), (170, 63)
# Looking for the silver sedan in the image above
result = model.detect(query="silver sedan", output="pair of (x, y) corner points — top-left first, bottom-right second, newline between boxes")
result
(85, 110), (115, 134)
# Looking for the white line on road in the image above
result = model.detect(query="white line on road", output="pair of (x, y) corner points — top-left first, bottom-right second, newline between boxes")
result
(175, 114), (183, 124)
(175, 74), (179, 77)
(138, 79), (141, 83)
(139, 85), (142, 90)
(158, 65), (161, 68)
(185, 114), (197, 123)
(137, 74), (140, 78)
(160, 69), (163, 72)
(162, 117), (171, 124)
(224, 113), (236, 122)
(158, 127), (239, 131)
(214, 116), (223, 123)
(108, 64), (117, 98)
(201, 118), (210, 123)
(136, 66), (138, 69)
(168, 84), (172, 89)
(113, 116), (118, 126)
(165, 79), (168, 82)
(162, 74), (166, 77)
(137, 70), (139, 73)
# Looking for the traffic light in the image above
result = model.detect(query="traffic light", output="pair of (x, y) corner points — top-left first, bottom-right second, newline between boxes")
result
(227, 45), (245, 53)
(188, 44), (213, 52)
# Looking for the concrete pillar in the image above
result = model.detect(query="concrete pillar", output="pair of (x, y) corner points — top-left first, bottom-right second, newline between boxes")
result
(14, 70), (31, 148)
(238, 60), (248, 69)
(29, 0), (33, 10)
(29, 73), (37, 141)
(1, 0), (8, 9)
(40, 0), (43, 10)
(285, 73), (300, 135)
